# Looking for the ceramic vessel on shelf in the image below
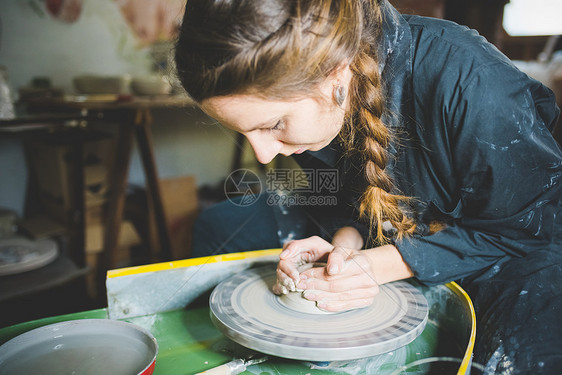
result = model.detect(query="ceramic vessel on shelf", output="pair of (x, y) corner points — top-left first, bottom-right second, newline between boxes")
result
(131, 75), (172, 96)
(73, 74), (131, 95)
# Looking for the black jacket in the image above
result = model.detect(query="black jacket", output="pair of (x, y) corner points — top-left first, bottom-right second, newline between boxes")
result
(293, 1), (562, 285)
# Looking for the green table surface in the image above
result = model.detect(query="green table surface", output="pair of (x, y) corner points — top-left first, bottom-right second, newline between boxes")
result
(0, 301), (463, 375)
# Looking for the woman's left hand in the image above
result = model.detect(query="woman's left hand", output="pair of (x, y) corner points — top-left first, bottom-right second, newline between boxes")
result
(297, 246), (381, 312)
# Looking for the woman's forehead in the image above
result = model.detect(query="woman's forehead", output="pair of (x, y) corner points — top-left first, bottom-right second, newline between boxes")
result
(201, 93), (329, 130)
(201, 95), (290, 129)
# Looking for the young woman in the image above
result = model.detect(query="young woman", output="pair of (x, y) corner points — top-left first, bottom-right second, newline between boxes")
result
(174, 0), (562, 372)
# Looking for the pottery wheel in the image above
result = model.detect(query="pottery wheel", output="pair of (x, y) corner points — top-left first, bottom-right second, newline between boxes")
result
(209, 265), (428, 361)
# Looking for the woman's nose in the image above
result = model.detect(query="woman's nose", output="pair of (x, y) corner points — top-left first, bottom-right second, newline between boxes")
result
(245, 133), (282, 164)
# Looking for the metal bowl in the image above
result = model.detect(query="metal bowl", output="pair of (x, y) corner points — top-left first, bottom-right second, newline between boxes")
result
(0, 319), (158, 375)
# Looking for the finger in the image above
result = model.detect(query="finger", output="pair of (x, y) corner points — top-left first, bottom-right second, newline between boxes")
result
(313, 255), (377, 283)
(272, 280), (287, 295)
(279, 236), (334, 260)
(297, 264), (326, 281)
(274, 263), (303, 294)
(299, 255), (371, 282)
(277, 260), (301, 283)
(297, 274), (378, 293)
(282, 239), (295, 251)
(272, 277), (300, 294)
(326, 246), (351, 275)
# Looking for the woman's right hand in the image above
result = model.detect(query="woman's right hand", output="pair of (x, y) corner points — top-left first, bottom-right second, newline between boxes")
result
(272, 236), (334, 295)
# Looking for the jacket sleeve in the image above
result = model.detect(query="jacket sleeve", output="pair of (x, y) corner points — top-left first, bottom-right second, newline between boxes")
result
(395, 60), (562, 285)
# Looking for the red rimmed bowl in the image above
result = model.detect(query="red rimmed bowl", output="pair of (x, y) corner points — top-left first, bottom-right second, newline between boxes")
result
(0, 319), (158, 375)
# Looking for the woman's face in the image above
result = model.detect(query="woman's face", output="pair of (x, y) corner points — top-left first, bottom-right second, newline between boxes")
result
(201, 72), (350, 164)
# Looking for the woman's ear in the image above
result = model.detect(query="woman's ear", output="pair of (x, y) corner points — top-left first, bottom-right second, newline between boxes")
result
(330, 63), (353, 108)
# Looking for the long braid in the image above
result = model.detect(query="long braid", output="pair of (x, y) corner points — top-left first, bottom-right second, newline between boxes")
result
(345, 43), (417, 244)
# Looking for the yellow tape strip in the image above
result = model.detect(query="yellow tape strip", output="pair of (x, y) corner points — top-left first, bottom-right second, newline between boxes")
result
(445, 281), (477, 375)
(106, 248), (282, 278)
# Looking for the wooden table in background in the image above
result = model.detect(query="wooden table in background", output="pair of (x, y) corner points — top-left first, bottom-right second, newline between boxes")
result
(25, 95), (197, 295)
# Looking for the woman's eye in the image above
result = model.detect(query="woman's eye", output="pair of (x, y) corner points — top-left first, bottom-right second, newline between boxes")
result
(271, 120), (283, 131)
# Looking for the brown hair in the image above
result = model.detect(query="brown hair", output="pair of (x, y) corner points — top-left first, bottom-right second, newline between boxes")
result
(175, 0), (420, 244)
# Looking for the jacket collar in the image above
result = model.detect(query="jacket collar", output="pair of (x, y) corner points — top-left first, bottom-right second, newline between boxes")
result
(378, 0), (413, 130)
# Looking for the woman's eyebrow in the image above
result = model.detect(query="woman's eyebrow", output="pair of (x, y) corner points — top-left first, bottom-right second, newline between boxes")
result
(247, 118), (279, 131)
